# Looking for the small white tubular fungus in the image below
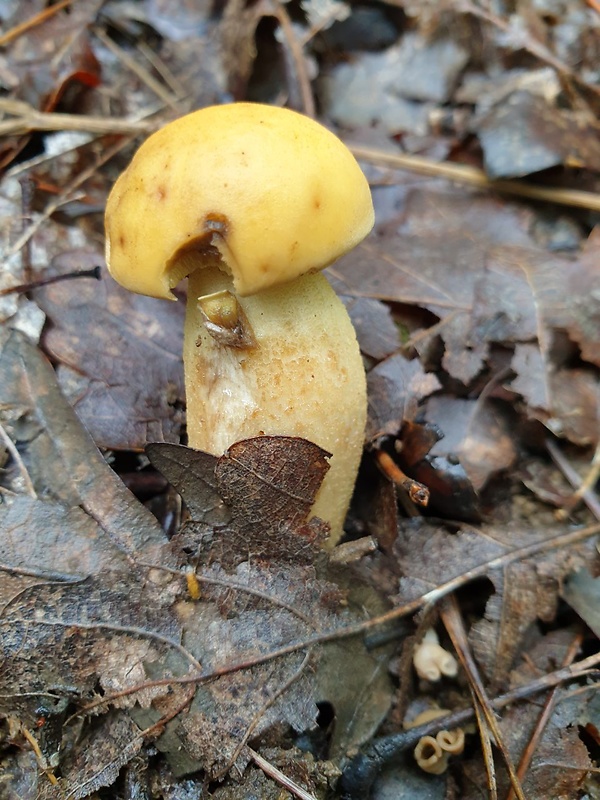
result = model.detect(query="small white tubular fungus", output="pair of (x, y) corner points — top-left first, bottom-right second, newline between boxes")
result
(414, 735), (449, 775)
(413, 628), (459, 681)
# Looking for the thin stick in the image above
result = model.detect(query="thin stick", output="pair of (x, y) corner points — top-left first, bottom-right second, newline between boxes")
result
(557, 441), (600, 520)
(349, 145), (600, 213)
(0, 267), (101, 297)
(441, 597), (526, 800)
(249, 748), (319, 800)
(0, 421), (36, 498)
(505, 633), (583, 800)
(269, 0), (316, 118)
(0, 99), (153, 137)
(547, 439), (600, 520)
(0, 0), (75, 47)
(375, 449), (430, 506)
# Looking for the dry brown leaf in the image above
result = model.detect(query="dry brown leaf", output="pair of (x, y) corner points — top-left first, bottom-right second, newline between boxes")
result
(394, 518), (593, 688)
(149, 438), (331, 568)
(477, 91), (600, 179)
(336, 193), (600, 444)
(366, 352), (441, 442)
(38, 254), (186, 451)
(36, 712), (144, 800)
(423, 395), (517, 490)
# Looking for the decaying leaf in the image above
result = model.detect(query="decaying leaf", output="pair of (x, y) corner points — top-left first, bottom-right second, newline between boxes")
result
(38, 254), (186, 451)
(394, 518), (594, 688)
(562, 568), (600, 638)
(336, 193), (600, 446)
(366, 352), (441, 442)
(0, 334), (393, 788)
(149, 438), (331, 567)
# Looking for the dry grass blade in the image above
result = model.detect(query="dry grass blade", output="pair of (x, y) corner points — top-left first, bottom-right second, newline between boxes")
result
(349, 145), (600, 213)
(440, 597), (526, 800)
(0, 0), (75, 46)
(0, 99), (153, 137)
(249, 748), (319, 800)
(505, 634), (583, 800)
(93, 28), (183, 112)
(472, 693), (498, 800)
(547, 440), (600, 520)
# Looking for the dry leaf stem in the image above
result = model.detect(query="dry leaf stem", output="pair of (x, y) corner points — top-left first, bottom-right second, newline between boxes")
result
(350, 145), (600, 213)
(0, 0), (75, 47)
(441, 597), (526, 800)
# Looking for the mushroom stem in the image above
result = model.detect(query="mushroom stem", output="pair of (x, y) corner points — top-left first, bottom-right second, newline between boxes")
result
(184, 267), (367, 540)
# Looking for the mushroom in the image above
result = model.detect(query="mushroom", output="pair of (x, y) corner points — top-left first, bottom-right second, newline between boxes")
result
(414, 735), (449, 775)
(105, 103), (374, 542)
(413, 629), (459, 682)
(406, 707), (466, 775)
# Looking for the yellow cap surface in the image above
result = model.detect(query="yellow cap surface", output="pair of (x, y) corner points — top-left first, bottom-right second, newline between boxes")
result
(105, 103), (374, 298)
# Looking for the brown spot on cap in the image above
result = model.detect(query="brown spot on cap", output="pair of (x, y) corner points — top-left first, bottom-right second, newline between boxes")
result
(204, 212), (230, 237)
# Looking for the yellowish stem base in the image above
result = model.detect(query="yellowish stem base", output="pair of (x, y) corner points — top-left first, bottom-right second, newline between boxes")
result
(184, 269), (366, 544)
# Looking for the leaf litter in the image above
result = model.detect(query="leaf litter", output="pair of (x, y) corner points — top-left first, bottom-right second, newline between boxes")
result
(1, 1), (600, 798)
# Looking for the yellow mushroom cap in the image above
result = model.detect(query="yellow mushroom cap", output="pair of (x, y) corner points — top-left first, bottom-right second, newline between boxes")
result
(105, 103), (374, 298)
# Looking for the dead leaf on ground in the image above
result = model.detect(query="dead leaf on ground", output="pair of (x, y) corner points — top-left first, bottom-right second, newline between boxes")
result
(366, 352), (441, 442)
(423, 395), (517, 491)
(393, 518), (594, 689)
(38, 253), (186, 450)
(336, 193), (600, 445)
(149, 438), (331, 567)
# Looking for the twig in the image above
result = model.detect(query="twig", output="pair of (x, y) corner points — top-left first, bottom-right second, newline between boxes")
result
(329, 536), (378, 564)
(441, 597), (525, 800)
(138, 42), (187, 99)
(0, 421), (36, 498)
(349, 145), (600, 213)
(375, 449), (430, 506)
(0, 99), (154, 137)
(505, 633), (583, 800)
(557, 441), (600, 520)
(546, 439), (600, 520)
(0, 0), (75, 47)
(249, 747), (319, 800)
(269, 0), (316, 118)
(0, 266), (101, 297)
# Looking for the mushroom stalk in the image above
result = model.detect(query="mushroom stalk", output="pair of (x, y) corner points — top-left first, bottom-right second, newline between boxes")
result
(184, 266), (367, 537)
